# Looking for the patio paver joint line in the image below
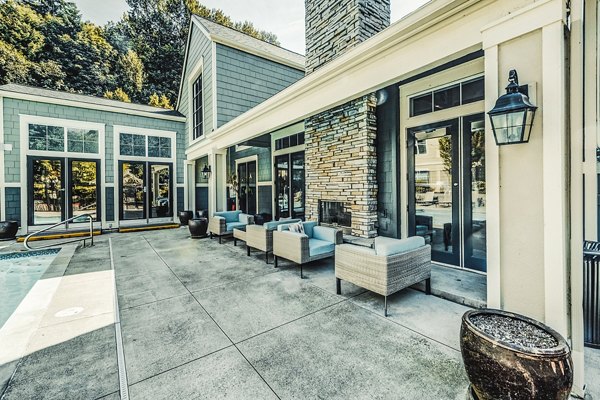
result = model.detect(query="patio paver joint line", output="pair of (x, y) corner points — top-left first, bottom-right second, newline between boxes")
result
(143, 235), (283, 400)
(109, 238), (130, 400)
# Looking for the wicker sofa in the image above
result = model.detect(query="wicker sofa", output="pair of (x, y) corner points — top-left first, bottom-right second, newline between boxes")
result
(273, 221), (343, 278)
(245, 218), (301, 263)
(335, 236), (431, 316)
(208, 210), (254, 244)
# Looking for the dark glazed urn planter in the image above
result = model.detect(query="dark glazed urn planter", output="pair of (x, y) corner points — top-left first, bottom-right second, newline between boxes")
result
(188, 218), (208, 239)
(0, 221), (18, 241)
(460, 309), (573, 400)
(178, 210), (194, 226)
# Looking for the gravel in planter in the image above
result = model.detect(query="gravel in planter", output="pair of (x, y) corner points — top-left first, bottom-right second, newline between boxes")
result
(470, 314), (558, 349)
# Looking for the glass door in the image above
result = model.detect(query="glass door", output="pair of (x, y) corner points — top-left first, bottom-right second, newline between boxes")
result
(237, 161), (257, 215)
(408, 114), (486, 271)
(291, 152), (305, 220)
(462, 114), (487, 271)
(29, 157), (100, 226)
(29, 157), (65, 225)
(69, 159), (100, 222)
(408, 119), (460, 266)
(120, 161), (146, 220)
(120, 161), (173, 222)
(275, 151), (305, 220)
(149, 163), (172, 218)
(275, 155), (290, 219)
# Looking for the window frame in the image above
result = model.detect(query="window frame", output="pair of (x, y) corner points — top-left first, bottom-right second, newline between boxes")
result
(192, 74), (204, 140)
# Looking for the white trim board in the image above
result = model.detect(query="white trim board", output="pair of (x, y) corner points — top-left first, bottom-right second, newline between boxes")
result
(1, 91), (185, 123)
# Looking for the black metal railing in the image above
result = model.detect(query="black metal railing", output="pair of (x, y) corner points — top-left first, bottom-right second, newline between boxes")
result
(583, 240), (600, 348)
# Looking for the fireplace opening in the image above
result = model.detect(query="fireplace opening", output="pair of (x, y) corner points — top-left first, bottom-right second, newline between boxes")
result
(319, 201), (351, 228)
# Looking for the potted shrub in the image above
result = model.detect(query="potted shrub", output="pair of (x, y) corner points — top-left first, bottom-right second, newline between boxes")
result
(460, 309), (573, 400)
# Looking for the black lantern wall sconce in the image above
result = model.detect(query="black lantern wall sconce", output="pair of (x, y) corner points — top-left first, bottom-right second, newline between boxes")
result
(488, 69), (538, 145)
(201, 164), (212, 179)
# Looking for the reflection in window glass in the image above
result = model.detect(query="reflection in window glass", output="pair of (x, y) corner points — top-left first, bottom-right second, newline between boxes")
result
(29, 124), (64, 151)
(67, 129), (99, 153)
(410, 93), (433, 117)
(462, 77), (485, 104)
(120, 133), (146, 156)
(434, 85), (460, 111)
(148, 136), (171, 158)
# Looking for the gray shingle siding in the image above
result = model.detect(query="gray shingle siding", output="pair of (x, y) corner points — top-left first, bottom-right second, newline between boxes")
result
(106, 187), (114, 222)
(216, 44), (304, 127)
(4, 188), (21, 224)
(2, 98), (185, 184)
(177, 23), (214, 142)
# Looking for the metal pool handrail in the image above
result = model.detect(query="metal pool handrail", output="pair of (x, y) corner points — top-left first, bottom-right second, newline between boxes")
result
(24, 214), (95, 250)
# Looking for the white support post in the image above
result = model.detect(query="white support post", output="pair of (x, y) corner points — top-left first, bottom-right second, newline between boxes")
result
(484, 45), (502, 309)
(541, 20), (569, 338)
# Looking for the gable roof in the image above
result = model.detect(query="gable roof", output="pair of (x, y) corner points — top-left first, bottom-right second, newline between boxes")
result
(0, 84), (185, 122)
(176, 16), (305, 110)
(193, 16), (305, 69)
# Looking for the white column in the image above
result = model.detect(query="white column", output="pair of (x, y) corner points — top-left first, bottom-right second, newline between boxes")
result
(207, 151), (217, 215)
(542, 20), (569, 337)
(484, 45), (502, 309)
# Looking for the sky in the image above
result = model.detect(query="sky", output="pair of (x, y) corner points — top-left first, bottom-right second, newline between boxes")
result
(73, 0), (431, 55)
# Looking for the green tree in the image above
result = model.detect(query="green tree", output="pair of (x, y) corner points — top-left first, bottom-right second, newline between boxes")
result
(149, 92), (173, 109)
(104, 87), (131, 102)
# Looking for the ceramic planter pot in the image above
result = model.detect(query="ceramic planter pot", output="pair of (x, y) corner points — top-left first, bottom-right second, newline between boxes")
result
(460, 309), (573, 400)
(178, 210), (194, 226)
(0, 221), (18, 241)
(188, 218), (208, 239)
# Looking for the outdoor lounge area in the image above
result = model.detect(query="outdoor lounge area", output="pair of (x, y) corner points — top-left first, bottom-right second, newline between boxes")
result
(0, 228), (485, 399)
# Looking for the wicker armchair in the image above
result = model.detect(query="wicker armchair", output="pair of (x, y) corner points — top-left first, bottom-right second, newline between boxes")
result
(335, 236), (431, 316)
(245, 219), (301, 263)
(273, 221), (343, 278)
(208, 210), (254, 244)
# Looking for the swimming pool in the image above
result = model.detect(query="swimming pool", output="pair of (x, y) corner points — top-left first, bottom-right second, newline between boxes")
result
(0, 249), (61, 329)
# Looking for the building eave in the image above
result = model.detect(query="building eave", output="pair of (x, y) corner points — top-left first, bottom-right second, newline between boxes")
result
(186, 0), (485, 159)
(1, 90), (187, 123)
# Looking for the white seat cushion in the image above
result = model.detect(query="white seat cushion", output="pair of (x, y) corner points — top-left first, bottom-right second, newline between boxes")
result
(374, 236), (425, 256)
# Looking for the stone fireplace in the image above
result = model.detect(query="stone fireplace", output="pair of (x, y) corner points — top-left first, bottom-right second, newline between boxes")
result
(303, 0), (389, 238)
(319, 200), (352, 234)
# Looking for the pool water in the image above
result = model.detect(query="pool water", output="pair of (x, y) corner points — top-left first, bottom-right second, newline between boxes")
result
(0, 249), (60, 329)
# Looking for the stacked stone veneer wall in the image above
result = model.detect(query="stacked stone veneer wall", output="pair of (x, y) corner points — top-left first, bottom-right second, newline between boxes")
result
(304, 0), (389, 238)
(305, 94), (378, 237)
(305, 0), (390, 74)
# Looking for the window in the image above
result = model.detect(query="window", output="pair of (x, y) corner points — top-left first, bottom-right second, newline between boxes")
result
(416, 140), (427, 155)
(148, 136), (171, 158)
(275, 132), (305, 151)
(415, 171), (430, 184)
(67, 128), (99, 153)
(409, 76), (485, 117)
(29, 124), (64, 151)
(120, 133), (146, 156)
(193, 75), (203, 139)
(462, 77), (485, 104)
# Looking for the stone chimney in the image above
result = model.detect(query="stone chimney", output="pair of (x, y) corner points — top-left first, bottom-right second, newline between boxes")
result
(304, 0), (390, 238)
(305, 0), (390, 74)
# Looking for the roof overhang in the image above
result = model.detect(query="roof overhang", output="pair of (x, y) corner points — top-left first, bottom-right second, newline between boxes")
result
(186, 0), (555, 160)
(0, 90), (186, 123)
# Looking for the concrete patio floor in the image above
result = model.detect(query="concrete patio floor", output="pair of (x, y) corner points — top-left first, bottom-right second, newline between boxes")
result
(0, 227), (573, 399)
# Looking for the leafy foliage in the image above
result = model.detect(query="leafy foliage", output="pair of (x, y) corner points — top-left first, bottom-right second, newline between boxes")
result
(0, 0), (279, 108)
(104, 87), (131, 102)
